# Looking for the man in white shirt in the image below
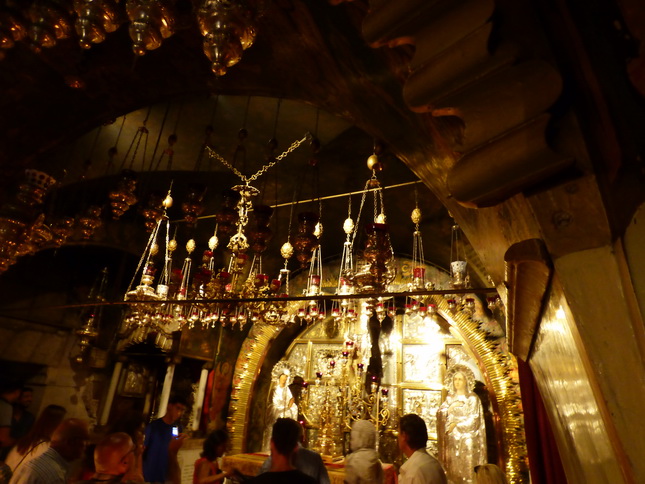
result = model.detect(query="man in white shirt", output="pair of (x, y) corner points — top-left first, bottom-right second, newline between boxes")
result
(398, 414), (447, 484)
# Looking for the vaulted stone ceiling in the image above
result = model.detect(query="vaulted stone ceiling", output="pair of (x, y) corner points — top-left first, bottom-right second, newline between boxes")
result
(1, 0), (644, 336)
(0, 0), (467, 328)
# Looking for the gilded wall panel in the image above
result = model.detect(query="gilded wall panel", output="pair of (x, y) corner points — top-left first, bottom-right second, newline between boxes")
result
(530, 282), (624, 483)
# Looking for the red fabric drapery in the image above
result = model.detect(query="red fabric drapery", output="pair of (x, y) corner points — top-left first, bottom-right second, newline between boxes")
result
(518, 357), (568, 483)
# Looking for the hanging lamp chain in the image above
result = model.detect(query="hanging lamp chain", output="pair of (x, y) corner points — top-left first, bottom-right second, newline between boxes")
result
(206, 133), (311, 184)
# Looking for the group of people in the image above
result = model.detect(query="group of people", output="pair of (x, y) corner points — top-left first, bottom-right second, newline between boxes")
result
(0, 385), (191, 484)
(256, 414), (506, 484)
(1, 377), (506, 484)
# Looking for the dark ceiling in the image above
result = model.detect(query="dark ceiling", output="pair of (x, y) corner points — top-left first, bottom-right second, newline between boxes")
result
(0, 0), (468, 323)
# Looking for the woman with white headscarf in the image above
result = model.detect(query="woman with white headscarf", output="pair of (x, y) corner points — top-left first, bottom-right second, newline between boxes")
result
(344, 420), (384, 484)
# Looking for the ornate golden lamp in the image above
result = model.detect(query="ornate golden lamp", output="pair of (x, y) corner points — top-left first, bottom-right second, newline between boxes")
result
(109, 169), (138, 219)
(0, 6), (27, 52)
(125, 0), (175, 56)
(73, 0), (122, 49)
(0, 169), (57, 273)
(26, 0), (73, 52)
(197, 0), (256, 76)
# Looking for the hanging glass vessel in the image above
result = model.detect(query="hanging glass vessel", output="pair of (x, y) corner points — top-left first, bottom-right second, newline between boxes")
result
(50, 216), (75, 247)
(248, 204), (273, 254)
(214, 188), (241, 237)
(140, 191), (165, 232)
(0, 169), (56, 273)
(109, 169), (138, 219)
(0, 7), (27, 52)
(76, 205), (103, 239)
(450, 222), (469, 289)
(73, 0), (122, 49)
(26, 0), (73, 52)
(125, 0), (175, 56)
(293, 211), (319, 268)
(181, 183), (207, 227)
(197, 0), (256, 76)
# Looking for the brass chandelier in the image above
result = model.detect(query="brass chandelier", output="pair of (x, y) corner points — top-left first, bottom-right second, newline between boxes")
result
(0, 0), (263, 76)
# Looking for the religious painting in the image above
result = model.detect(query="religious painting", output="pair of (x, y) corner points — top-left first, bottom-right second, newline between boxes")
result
(403, 312), (425, 339)
(285, 343), (308, 378)
(401, 388), (442, 440)
(309, 343), (345, 379)
(402, 344), (442, 385)
(446, 344), (484, 382)
(119, 362), (149, 397)
(178, 326), (217, 361)
(403, 312), (451, 342)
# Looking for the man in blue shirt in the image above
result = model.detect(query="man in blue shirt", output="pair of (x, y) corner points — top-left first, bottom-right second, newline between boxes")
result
(142, 395), (187, 483)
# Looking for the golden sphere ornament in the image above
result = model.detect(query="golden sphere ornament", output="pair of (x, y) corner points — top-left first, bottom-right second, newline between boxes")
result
(343, 217), (354, 235)
(281, 241), (294, 259)
(411, 207), (422, 224)
(208, 234), (219, 250)
(367, 154), (379, 170)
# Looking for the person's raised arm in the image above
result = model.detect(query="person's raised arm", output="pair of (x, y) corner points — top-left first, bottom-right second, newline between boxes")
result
(166, 433), (187, 484)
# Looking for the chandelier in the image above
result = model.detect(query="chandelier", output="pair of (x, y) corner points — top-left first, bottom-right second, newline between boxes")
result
(0, 0), (263, 77)
(118, 133), (312, 347)
(0, 169), (77, 274)
(116, 132), (494, 348)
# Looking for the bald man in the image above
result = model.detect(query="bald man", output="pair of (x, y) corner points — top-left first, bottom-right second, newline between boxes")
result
(79, 432), (143, 483)
(10, 418), (89, 484)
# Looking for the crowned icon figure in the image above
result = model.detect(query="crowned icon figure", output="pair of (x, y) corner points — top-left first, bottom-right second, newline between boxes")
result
(263, 361), (298, 450)
(436, 364), (487, 484)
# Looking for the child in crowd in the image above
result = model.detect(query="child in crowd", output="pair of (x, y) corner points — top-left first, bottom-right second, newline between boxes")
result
(193, 429), (231, 484)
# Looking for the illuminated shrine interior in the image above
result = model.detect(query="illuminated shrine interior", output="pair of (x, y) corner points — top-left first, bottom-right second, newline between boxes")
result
(1, 1), (645, 484)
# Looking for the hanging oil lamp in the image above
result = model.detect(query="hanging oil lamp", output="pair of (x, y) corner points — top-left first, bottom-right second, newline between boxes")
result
(109, 169), (138, 219)
(125, 0), (175, 56)
(26, 0), (73, 52)
(293, 211), (319, 268)
(73, 0), (122, 49)
(197, 0), (256, 76)
(181, 183), (207, 227)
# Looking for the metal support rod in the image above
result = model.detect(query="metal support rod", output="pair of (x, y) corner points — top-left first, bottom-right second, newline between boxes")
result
(175, 179), (424, 222)
(27, 287), (498, 311)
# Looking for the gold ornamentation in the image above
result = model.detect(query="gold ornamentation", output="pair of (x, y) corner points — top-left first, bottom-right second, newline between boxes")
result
(197, 0), (256, 76)
(74, 0), (122, 49)
(125, 0), (175, 56)
(228, 324), (279, 453)
(432, 295), (528, 482)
